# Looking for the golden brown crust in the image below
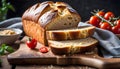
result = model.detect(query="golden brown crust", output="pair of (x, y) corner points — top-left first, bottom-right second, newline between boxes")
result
(22, 3), (39, 21)
(38, 10), (58, 28)
(50, 45), (70, 55)
(47, 31), (67, 41)
(56, 1), (77, 13)
(69, 31), (81, 39)
(22, 1), (80, 29)
(22, 1), (54, 23)
(46, 26), (95, 40)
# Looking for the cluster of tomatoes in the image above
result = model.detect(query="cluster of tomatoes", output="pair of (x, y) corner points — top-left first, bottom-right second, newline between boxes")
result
(26, 38), (48, 53)
(89, 11), (120, 34)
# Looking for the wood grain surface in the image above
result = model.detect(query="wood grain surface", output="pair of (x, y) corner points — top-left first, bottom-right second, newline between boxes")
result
(0, 55), (96, 69)
(7, 36), (120, 69)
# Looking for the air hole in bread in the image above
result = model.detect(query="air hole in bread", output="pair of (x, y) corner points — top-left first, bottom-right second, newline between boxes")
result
(64, 23), (67, 25)
(75, 19), (77, 21)
(69, 23), (71, 25)
(68, 17), (72, 19)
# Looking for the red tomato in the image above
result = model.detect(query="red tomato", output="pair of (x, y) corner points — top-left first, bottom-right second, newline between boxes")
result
(39, 47), (48, 53)
(96, 11), (105, 17)
(89, 16), (101, 27)
(115, 19), (120, 27)
(111, 25), (120, 34)
(26, 38), (37, 49)
(99, 22), (103, 28)
(100, 22), (111, 30)
(104, 12), (114, 20)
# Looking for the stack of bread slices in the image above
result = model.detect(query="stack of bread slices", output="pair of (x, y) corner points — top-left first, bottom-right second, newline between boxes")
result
(47, 26), (98, 55)
(22, 1), (98, 55)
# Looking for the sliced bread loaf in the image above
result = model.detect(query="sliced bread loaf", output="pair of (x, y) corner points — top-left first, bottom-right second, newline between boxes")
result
(48, 37), (98, 55)
(22, 1), (81, 45)
(46, 26), (95, 40)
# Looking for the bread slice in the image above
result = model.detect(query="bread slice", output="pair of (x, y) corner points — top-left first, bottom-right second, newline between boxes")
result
(46, 26), (95, 40)
(48, 37), (98, 55)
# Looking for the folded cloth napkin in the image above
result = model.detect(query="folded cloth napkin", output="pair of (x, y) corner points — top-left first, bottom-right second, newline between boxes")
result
(79, 22), (120, 58)
(0, 17), (22, 29)
(1, 18), (120, 58)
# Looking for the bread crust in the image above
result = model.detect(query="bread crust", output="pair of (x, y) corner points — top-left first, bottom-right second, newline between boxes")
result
(46, 26), (95, 40)
(39, 10), (58, 28)
(22, 1), (81, 29)
(22, 1), (54, 23)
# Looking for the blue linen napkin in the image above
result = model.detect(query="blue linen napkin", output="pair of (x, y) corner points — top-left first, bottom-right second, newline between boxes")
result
(0, 18), (120, 58)
(79, 22), (120, 58)
(0, 17), (22, 29)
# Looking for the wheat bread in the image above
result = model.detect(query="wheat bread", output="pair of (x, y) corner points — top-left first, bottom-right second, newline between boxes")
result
(22, 1), (81, 45)
(46, 26), (95, 40)
(48, 37), (98, 55)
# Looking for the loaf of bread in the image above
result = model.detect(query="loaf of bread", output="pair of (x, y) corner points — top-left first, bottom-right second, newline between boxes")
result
(48, 37), (98, 55)
(46, 26), (95, 40)
(22, 1), (81, 45)
(22, 1), (98, 55)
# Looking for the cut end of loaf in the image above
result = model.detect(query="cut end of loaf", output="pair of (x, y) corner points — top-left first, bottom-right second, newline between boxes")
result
(45, 12), (80, 30)
(48, 37), (98, 55)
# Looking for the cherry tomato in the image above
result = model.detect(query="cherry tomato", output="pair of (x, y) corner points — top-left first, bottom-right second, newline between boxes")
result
(39, 47), (48, 53)
(115, 19), (120, 27)
(96, 11), (105, 17)
(89, 16), (101, 27)
(111, 25), (120, 34)
(99, 22), (103, 28)
(100, 22), (111, 30)
(26, 38), (37, 49)
(104, 12), (114, 20)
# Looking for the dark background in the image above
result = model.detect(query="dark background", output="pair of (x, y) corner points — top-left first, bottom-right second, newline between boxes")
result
(6, 0), (120, 22)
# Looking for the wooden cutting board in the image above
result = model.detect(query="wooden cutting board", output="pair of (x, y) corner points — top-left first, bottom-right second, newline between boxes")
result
(7, 36), (120, 69)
